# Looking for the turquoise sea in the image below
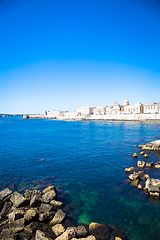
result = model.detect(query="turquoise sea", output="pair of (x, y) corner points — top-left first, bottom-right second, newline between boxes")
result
(1, 117), (160, 240)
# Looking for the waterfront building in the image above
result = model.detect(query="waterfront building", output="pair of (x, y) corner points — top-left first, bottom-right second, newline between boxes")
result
(93, 106), (106, 115)
(44, 110), (59, 118)
(111, 102), (121, 114)
(124, 102), (143, 114)
(77, 106), (95, 116)
(143, 102), (160, 114)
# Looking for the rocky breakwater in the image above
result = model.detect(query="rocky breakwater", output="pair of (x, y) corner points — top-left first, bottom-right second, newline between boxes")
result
(139, 140), (160, 151)
(0, 186), (127, 240)
(125, 150), (160, 197)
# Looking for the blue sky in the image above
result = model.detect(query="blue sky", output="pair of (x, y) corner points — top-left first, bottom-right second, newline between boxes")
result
(0, 0), (160, 113)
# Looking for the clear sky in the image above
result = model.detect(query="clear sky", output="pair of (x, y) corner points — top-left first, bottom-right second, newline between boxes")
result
(0, 0), (160, 114)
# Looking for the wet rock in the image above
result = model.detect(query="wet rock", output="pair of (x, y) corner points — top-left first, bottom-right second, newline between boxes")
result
(132, 153), (138, 158)
(55, 228), (76, 240)
(72, 236), (96, 240)
(137, 161), (145, 168)
(42, 190), (57, 203)
(9, 218), (26, 233)
(52, 224), (65, 236)
(1, 201), (12, 218)
(143, 154), (148, 158)
(0, 188), (12, 201)
(155, 163), (160, 169)
(30, 195), (42, 207)
(124, 167), (136, 173)
(50, 200), (63, 208)
(137, 184), (143, 190)
(39, 203), (53, 213)
(8, 212), (24, 222)
(129, 171), (140, 181)
(1, 228), (18, 240)
(149, 192), (159, 197)
(139, 140), (160, 151)
(138, 170), (144, 177)
(141, 174), (150, 180)
(35, 230), (49, 240)
(145, 178), (160, 196)
(10, 192), (27, 208)
(139, 151), (145, 155)
(39, 211), (55, 222)
(24, 209), (38, 221)
(50, 209), (66, 225)
(24, 189), (42, 200)
(146, 162), (154, 168)
(24, 222), (39, 233)
(43, 186), (56, 194)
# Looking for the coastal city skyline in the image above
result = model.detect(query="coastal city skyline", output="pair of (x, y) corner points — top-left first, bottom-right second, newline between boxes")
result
(0, 0), (160, 114)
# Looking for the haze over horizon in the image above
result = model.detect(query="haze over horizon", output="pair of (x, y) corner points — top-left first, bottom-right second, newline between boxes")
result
(0, 0), (160, 114)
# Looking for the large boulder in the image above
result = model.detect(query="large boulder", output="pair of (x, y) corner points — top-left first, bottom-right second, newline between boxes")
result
(43, 186), (56, 194)
(8, 212), (24, 222)
(30, 195), (42, 207)
(1, 201), (12, 218)
(24, 209), (38, 221)
(35, 230), (49, 240)
(55, 228), (76, 240)
(39, 211), (55, 222)
(10, 192), (27, 208)
(0, 188), (12, 201)
(129, 172), (140, 181)
(9, 218), (26, 233)
(52, 224), (65, 236)
(24, 189), (42, 200)
(50, 200), (63, 208)
(50, 209), (66, 225)
(42, 190), (57, 203)
(67, 226), (88, 238)
(137, 161), (145, 168)
(39, 203), (53, 213)
(145, 178), (160, 196)
(139, 140), (160, 151)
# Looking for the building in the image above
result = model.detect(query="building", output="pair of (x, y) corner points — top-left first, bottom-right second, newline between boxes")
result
(143, 102), (160, 114)
(111, 102), (121, 114)
(44, 110), (59, 118)
(93, 106), (106, 115)
(77, 106), (95, 116)
(124, 102), (143, 114)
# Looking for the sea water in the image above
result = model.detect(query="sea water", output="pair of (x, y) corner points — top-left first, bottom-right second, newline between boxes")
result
(1, 117), (160, 240)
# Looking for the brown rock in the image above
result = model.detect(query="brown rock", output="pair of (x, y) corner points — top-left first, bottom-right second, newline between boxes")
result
(9, 218), (26, 233)
(50, 209), (66, 225)
(124, 167), (136, 173)
(1, 201), (12, 218)
(1, 228), (18, 239)
(39, 211), (55, 222)
(0, 188), (12, 201)
(55, 228), (76, 240)
(132, 153), (138, 158)
(43, 185), (56, 194)
(42, 190), (57, 203)
(24, 209), (38, 221)
(30, 195), (42, 207)
(24, 222), (39, 233)
(8, 212), (24, 222)
(10, 192), (27, 208)
(50, 200), (63, 207)
(52, 224), (65, 236)
(35, 230), (49, 240)
(39, 203), (53, 213)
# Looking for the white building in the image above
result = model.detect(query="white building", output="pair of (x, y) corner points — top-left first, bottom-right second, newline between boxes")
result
(94, 106), (106, 115)
(111, 102), (121, 115)
(124, 102), (143, 114)
(77, 106), (95, 116)
(143, 103), (160, 114)
(44, 110), (59, 118)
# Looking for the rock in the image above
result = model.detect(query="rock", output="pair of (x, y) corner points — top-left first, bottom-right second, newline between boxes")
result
(131, 179), (139, 186)
(1, 228), (18, 240)
(139, 151), (145, 155)
(30, 195), (42, 207)
(139, 140), (160, 151)
(10, 192), (27, 208)
(43, 185), (56, 194)
(115, 238), (122, 240)
(24, 222), (39, 233)
(42, 190), (57, 203)
(24, 189), (42, 200)
(149, 192), (159, 197)
(141, 174), (150, 180)
(129, 171), (140, 181)
(39, 203), (53, 213)
(124, 167), (136, 173)
(67, 226), (88, 238)
(132, 153), (138, 158)
(39, 211), (55, 222)
(50, 209), (66, 225)
(24, 209), (38, 221)
(145, 178), (160, 196)
(35, 230), (49, 240)
(55, 228), (76, 240)
(155, 163), (160, 169)
(52, 224), (65, 236)
(1, 201), (12, 218)
(137, 161), (145, 168)
(0, 188), (12, 201)
(137, 184), (143, 190)
(146, 162), (154, 168)
(8, 212), (24, 222)
(9, 218), (26, 233)
(50, 200), (63, 207)
(143, 154), (148, 158)
(72, 236), (96, 240)
(89, 222), (102, 230)
(0, 219), (9, 227)
(137, 170), (144, 177)
(0, 200), (4, 212)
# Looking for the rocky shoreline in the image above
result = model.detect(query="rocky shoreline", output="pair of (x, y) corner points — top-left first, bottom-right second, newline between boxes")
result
(0, 186), (127, 240)
(125, 141), (160, 197)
